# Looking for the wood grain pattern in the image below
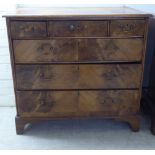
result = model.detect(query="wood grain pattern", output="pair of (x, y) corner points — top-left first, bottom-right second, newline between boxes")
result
(16, 64), (141, 89)
(10, 21), (47, 38)
(13, 39), (78, 63)
(79, 64), (141, 89)
(78, 38), (143, 61)
(79, 90), (139, 115)
(16, 90), (139, 117)
(16, 65), (78, 89)
(13, 38), (143, 63)
(110, 20), (145, 36)
(4, 8), (150, 134)
(17, 91), (78, 117)
(49, 21), (108, 37)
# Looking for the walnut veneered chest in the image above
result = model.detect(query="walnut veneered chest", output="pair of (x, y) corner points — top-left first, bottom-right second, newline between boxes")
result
(4, 7), (151, 134)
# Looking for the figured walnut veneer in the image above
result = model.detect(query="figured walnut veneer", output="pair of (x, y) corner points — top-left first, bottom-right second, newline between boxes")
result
(13, 38), (143, 63)
(4, 7), (151, 134)
(15, 64), (141, 89)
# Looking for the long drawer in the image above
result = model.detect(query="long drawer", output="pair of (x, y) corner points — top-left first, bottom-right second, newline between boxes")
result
(13, 38), (143, 63)
(15, 64), (141, 89)
(16, 90), (139, 117)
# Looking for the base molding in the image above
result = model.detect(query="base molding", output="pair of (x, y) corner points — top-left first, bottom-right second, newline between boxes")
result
(15, 114), (140, 135)
(115, 115), (140, 132)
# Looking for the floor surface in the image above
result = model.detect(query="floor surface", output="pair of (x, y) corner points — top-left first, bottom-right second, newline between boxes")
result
(0, 107), (155, 150)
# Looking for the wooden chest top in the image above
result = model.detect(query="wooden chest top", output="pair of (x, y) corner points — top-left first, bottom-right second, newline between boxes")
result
(3, 7), (151, 19)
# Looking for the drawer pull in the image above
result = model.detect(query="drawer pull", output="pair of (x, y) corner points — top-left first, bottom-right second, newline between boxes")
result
(40, 100), (53, 107)
(40, 100), (46, 106)
(101, 98), (114, 105)
(20, 25), (35, 33)
(50, 46), (54, 51)
(40, 72), (53, 80)
(37, 43), (54, 54)
(119, 24), (136, 33)
(102, 70), (118, 80)
(103, 41), (119, 51)
(39, 66), (53, 80)
(69, 24), (75, 31)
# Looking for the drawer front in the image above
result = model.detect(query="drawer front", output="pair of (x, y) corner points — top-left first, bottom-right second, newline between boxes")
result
(17, 91), (78, 117)
(17, 90), (139, 117)
(13, 38), (143, 63)
(11, 21), (47, 38)
(49, 21), (108, 37)
(79, 90), (139, 115)
(16, 64), (141, 89)
(110, 20), (145, 37)
(16, 65), (78, 89)
(78, 38), (143, 61)
(13, 39), (78, 63)
(78, 64), (141, 89)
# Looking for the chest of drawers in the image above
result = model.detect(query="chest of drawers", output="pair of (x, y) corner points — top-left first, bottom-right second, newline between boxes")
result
(4, 7), (151, 134)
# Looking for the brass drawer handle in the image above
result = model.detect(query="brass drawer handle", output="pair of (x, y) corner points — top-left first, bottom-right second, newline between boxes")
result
(40, 100), (46, 106)
(40, 100), (53, 106)
(50, 46), (54, 51)
(103, 41), (119, 51)
(39, 72), (53, 80)
(119, 24), (136, 33)
(39, 66), (53, 80)
(101, 98), (114, 105)
(37, 47), (43, 52)
(37, 43), (54, 53)
(40, 72), (44, 79)
(69, 24), (75, 31)
(20, 25), (35, 32)
(31, 27), (35, 32)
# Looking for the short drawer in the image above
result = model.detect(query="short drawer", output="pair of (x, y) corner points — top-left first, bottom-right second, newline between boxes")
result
(10, 21), (47, 38)
(49, 21), (108, 37)
(110, 20), (146, 37)
(16, 90), (139, 117)
(13, 39), (78, 63)
(17, 91), (78, 117)
(13, 38), (143, 63)
(16, 64), (141, 89)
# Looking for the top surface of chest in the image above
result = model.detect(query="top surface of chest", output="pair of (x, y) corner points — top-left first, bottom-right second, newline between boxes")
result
(3, 7), (151, 18)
